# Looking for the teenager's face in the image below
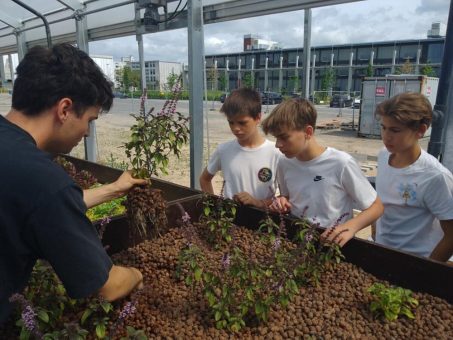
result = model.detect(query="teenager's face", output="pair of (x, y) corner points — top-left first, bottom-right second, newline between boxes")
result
(227, 113), (260, 142)
(380, 115), (421, 154)
(274, 127), (309, 158)
(57, 106), (100, 154)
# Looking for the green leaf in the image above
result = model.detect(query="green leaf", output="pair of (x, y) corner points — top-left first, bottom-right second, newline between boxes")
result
(214, 311), (222, 321)
(80, 309), (92, 325)
(37, 309), (50, 323)
(96, 323), (106, 338)
(194, 268), (203, 281)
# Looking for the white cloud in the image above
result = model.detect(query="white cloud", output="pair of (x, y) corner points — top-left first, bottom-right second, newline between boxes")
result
(89, 0), (449, 63)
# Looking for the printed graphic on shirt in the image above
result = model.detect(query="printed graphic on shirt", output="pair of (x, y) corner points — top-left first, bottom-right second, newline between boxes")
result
(313, 175), (324, 182)
(257, 167), (273, 182)
(398, 183), (417, 205)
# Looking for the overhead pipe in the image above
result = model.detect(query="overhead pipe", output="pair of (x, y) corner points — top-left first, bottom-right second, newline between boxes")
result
(11, 0), (52, 47)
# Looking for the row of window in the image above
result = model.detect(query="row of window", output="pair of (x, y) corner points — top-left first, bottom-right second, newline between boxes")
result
(206, 39), (444, 70)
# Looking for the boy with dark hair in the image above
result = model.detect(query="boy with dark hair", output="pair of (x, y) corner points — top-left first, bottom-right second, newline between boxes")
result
(0, 43), (145, 324)
(262, 98), (383, 246)
(199, 88), (281, 208)
(375, 92), (453, 261)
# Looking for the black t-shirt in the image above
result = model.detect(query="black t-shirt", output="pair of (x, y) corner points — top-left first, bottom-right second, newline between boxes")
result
(0, 115), (112, 324)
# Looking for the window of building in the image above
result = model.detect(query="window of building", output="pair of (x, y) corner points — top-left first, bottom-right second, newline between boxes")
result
(399, 44), (419, 61)
(377, 45), (396, 61)
(320, 49), (333, 63)
(427, 42), (444, 63)
(338, 48), (353, 62)
(357, 47), (371, 61)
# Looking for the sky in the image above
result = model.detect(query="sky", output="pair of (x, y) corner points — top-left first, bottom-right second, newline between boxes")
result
(90, 0), (450, 63)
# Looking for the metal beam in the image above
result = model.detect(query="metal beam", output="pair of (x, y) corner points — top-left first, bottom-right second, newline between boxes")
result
(0, 10), (22, 28)
(302, 9), (311, 99)
(0, 0), (364, 54)
(188, 0), (205, 190)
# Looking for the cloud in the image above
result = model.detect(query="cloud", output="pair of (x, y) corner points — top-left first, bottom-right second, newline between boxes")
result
(416, 0), (449, 14)
(89, 0), (449, 64)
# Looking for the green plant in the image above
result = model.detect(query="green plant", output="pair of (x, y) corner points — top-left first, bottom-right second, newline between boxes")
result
(104, 153), (129, 171)
(368, 282), (419, 321)
(199, 185), (238, 245)
(121, 326), (148, 340)
(124, 76), (189, 178)
(177, 205), (344, 332)
(86, 196), (126, 222)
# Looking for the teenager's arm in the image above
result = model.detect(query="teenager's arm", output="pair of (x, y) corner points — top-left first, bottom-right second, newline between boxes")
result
(430, 220), (453, 262)
(322, 197), (384, 247)
(233, 192), (271, 209)
(268, 195), (291, 213)
(98, 265), (143, 301)
(199, 168), (215, 194)
(83, 171), (147, 209)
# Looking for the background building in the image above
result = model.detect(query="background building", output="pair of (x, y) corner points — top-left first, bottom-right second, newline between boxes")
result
(130, 60), (183, 91)
(205, 35), (445, 95)
(91, 55), (115, 84)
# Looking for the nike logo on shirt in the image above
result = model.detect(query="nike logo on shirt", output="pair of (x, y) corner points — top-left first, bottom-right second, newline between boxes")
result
(313, 175), (324, 182)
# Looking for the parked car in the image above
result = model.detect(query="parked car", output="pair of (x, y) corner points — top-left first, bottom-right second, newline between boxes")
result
(219, 93), (229, 103)
(329, 94), (353, 108)
(113, 92), (128, 99)
(260, 91), (283, 105)
(353, 97), (361, 109)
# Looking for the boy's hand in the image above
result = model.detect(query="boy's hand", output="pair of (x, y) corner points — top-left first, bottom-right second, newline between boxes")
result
(113, 171), (148, 196)
(321, 224), (353, 247)
(269, 196), (291, 213)
(233, 192), (260, 207)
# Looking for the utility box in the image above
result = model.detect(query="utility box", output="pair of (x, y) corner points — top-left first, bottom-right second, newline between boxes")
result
(358, 75), (439, 138)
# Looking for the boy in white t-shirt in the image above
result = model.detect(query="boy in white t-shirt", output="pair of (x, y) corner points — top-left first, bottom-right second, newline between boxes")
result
(375, 92), (453, 262)
(199, 88), (281, 209)
(261, 98), (383, 246)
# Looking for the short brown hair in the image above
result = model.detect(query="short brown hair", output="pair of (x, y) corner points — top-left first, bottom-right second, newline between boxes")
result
(262, 98), (317, 135)
(375, 92), (432, 130)
(220, 88), (261, 119)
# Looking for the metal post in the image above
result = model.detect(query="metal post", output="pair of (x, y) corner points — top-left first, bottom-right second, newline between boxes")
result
(279, 56), (283, 92)
(136, 34), (146, 92)
(264, 57), (269, 91)
(295, 55), (299, 93)
(8, 55), (14, 86)
(0, 56), (5, 87)
(251, 57), (255, 88)
(347, 51), (354, 95)
(433, 0), (453, 170)
(237, 58), (241, 88)
(415, 48), (421, 74)
(225, 59), (229, 93)
(302, 9), (312, 99)
(188, 0), (205, 189)
(310, 53), (316, 96)
(391, 49), (397, 74)
(75, 9), (97, 162)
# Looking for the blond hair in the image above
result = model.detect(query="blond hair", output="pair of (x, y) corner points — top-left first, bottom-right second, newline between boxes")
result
(375, 92), (432, 130)
(262, 98), (317, 135)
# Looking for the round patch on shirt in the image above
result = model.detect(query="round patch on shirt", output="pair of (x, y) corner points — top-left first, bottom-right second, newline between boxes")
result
(258, 167), (273, 182)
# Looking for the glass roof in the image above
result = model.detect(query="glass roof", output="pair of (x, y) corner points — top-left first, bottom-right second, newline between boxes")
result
(0, 0), (360, 53)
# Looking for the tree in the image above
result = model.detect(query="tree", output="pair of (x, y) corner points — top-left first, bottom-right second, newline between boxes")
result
(242, 72), (254, 88)
(218, 73), (228, 91)
(396, 58), (414, 75)
(122, 66), (141, 92)
(421, 64), (436, 77)
(166, 72), (180, 91)
(321, 68), (336, 97)
(366, 62), (374, 77)
(289, 75), (300, 93)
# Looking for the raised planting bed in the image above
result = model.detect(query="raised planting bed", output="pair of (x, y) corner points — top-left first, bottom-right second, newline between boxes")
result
(63, 155), (202, 203)
(100, 196), (453, 338)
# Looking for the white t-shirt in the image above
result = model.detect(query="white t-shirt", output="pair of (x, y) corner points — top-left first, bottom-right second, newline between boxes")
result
(277, 147), (376, 228)
(207, 139), (281, 200)
(376, 148), (453, 258)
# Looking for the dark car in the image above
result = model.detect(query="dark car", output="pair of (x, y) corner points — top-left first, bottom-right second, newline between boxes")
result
(329, 94), (353, 108)
(260, 91), (283, 105)
(219, 93), (229, 103)
(113, 92), (128, 99)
